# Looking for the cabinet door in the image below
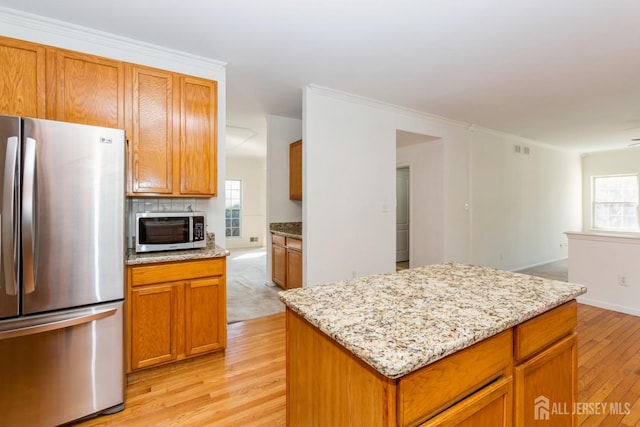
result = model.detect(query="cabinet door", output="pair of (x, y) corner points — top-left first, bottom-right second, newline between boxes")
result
(0, 37), (45, 118)
(514, 333), (577, 427)
(289, 140), (302, 200)
(272, 244), (287, 288)
(287, 249), (303, 289)
(130, 282), (181, 370)
(421, 377), (512, 426)
(126, 64), (176, 195)
(184, 276), (226, 356)
(179, 76), (217, 196)
(49, 48), (124, 128)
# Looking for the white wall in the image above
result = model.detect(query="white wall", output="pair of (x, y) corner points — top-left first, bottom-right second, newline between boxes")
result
(470, 131), (582, 270)
(396, 140), (444, 267)
(265, 115), (302, 282)
(568, 232), (640, 316)
(304, 86), (471, 286)
(304, 86), (583, 287)
(0, 8), (227, 242)
(225, 157), (267, 249)
(266, 115), (303, 224)
(581, 147), (640, 233)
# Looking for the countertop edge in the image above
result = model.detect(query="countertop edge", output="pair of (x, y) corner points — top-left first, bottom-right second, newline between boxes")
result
(270, 230), (302, 239)
(126, 245), (229, 265)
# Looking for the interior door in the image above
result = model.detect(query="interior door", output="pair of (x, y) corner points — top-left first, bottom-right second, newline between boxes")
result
(396, 167), (410, 263)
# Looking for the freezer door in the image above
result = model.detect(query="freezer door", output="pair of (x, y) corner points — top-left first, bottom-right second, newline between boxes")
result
(0, 301), (124, 426)
(22, 118), (125, 314)
(0, 115), (20, 320)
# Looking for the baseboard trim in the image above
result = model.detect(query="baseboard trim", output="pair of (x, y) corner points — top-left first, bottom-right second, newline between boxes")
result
(577, 296), (640, 317)
(512, 257), (568, 273)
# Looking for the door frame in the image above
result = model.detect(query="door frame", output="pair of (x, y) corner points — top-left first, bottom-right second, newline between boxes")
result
(396, 164), (412, 267)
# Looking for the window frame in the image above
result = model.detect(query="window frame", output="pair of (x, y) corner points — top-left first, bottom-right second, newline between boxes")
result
(225, 179), (242, 239)
(591, 173), (640, 232)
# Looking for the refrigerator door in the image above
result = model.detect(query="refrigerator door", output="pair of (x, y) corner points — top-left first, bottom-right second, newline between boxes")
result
(22, 118), (125, 314)
(0, 115), (20, 320)
(0, 301), (124, 426)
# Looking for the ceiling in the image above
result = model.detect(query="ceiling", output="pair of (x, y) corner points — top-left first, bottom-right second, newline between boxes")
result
(3, 0), (640, 156)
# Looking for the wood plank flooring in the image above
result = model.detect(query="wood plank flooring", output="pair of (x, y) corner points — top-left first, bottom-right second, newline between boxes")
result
(75, 314), (286, 427)
(75, 304), (640, 426)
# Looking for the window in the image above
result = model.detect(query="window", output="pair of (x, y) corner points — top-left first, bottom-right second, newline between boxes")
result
(592, 174), (639, 231)
(225, 180), (241, 238)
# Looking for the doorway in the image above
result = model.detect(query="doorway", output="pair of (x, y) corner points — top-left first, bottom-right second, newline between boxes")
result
(396, 166), (410, 269)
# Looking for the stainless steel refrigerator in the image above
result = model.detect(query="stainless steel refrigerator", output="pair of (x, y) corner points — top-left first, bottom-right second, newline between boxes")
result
(0, 115), (125, 426)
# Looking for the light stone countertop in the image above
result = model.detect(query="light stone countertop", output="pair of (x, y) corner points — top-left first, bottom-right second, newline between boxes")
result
(270, 222), (302, 239)
(278, 262), (587, 379)
(126, 245), (229, 265)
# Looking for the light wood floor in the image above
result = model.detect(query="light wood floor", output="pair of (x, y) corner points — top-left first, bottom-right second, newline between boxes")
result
(75, 304), (640, 426)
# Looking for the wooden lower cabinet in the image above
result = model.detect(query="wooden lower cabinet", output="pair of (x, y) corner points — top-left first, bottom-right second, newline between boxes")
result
(185, 276), (224, 356)
(514, 335), (578, 427)
(286, 300), (579, 426)
(286, 248), (302, 289)
(422, 377), (513, 427)
(272, 239), (287, 288)
(127, 257), (226, 372)
(513, 300), (577, 427)
(130, 282), (181, 369)
(271, 233), (302, 289)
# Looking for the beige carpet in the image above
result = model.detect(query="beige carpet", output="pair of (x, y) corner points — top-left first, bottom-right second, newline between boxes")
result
(516, 259), (568, 282)
(226, 247), (285, 324)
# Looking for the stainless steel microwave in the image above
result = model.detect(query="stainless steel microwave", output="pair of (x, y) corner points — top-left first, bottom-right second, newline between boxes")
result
(135, 211), (206, 253)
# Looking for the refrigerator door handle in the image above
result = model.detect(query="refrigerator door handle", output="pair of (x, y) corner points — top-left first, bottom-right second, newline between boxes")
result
(0, 307), (117, 340)
(2, 136), (18, 296)
(22, 136), (37, 294)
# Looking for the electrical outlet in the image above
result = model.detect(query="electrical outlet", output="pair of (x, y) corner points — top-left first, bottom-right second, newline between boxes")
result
(250, 236), (258, 242)
(618, 275), (628, 287)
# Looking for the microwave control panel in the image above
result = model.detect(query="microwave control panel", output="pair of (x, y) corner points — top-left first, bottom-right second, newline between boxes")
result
(193, 216), (205, 241)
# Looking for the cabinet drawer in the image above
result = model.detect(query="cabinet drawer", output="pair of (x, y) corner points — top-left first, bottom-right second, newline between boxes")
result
(286, 237), (302, 251)
(420, 376), (512, 427)
(272, 234), (285, 246)
(129, 258), (225, 286)
(514, 300), (577, 362)
(398, 329), (513, 427)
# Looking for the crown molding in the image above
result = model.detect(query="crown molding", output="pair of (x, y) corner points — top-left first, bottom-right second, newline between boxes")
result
(306, 85), (578, 153)
(0, 6), (226, 78)
(306, 84), (470, 130)
(471, 125), (577, 153)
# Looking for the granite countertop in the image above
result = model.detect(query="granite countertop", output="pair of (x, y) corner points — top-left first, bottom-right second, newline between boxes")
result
(278, 262), (586, 379)
(127, 245), (229, 265)
(270, 222), (302, 239)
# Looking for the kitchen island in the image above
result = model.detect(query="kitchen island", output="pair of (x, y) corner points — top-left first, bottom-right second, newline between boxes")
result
(279, 262), (586, 426)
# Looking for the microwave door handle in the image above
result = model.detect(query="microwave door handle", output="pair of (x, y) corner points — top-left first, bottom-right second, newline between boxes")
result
(22, 137), (37, 294)
(2, 136), (18, 296)
(189, 217), (194, 243)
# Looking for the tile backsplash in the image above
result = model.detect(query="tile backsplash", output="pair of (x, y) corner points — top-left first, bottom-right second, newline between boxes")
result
(126, 197), (210, 250)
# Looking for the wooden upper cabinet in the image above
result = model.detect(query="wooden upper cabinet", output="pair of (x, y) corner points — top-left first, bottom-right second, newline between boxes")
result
(180, 76), (217, 196)
(48, 48), (124, 129)
(126, 64), (176, 195)
(0, 35), (218, 198)
(0, 36), (46, 118)
(289, 140), (302, 200)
